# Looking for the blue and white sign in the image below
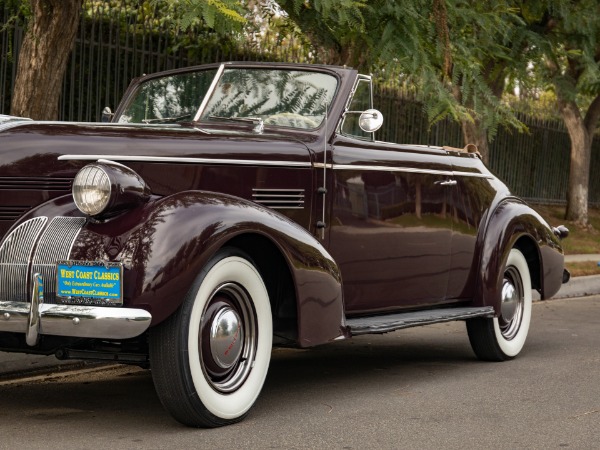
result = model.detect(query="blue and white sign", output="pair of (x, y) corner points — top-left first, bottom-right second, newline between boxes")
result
(56, 261), (123, 304)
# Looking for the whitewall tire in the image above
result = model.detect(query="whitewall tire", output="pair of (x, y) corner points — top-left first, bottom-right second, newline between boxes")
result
(150, 248), (272, 427)
(467, 248), (532, 361)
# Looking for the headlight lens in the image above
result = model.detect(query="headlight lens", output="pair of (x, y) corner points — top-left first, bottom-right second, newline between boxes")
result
(73, 165), (111, 216)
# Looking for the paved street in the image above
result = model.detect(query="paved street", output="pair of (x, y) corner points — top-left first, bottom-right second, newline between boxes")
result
(0, 295), (599, 449)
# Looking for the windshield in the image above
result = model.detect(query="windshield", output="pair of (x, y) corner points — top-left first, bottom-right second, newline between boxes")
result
(118, 70), (217, 124)
(118, 67), (338, 129)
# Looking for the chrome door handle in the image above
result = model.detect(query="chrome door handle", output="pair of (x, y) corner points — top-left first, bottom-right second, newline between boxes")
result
(434, 180), (457, 186)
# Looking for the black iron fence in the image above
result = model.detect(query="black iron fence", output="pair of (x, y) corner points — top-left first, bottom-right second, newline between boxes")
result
(1, 3), (599, 205)
(0, 3), (313, 122)
(375, 89), (600, 205)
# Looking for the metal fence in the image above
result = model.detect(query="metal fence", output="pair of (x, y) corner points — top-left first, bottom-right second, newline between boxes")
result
(0, 3), (312, 122)
(374, 90), (600, 205)
(1, 3), (599, 205)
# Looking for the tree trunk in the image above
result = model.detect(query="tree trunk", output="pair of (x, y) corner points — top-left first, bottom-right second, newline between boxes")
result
(10, 0), (81, 120)
(559, 99), (591, 227)
(460, 118), (490, 165)
(452, 62), (505, 167)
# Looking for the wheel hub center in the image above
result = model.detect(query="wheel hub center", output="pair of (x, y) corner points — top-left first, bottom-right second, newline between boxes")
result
(501, 278), (519, 322)
(209, 307), (243, 369)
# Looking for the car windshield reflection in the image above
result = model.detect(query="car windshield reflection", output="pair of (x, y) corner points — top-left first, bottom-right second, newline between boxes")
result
(118, 67), (338, 129)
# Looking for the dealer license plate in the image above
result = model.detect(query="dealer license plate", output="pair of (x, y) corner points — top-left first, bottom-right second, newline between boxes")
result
(56, 261), (123, 305)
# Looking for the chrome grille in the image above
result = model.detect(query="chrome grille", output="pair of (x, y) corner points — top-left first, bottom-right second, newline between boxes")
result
(252, 189), (305, 209)
(31, 217), (86, 303)
(0, 217), (48, 302)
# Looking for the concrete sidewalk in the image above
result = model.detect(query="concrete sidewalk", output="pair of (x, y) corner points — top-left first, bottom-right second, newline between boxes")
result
(564, 253), (600, 263)
(1, 260), (600, 379)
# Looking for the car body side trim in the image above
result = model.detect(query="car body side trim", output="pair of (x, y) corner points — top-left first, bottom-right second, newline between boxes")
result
(313, 162), (493, 179)
(58, 154), (312, 168)
(58, 156), (491, 178)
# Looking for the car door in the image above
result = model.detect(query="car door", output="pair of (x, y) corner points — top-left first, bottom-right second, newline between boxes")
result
(325, 76), (457, 314)
(328, 136), (455, 315)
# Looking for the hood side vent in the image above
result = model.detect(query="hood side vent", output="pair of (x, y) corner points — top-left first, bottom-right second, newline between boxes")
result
(252, 189), (305, 210)
(0, 177), (73, 191)
(0, 206), (30, 221)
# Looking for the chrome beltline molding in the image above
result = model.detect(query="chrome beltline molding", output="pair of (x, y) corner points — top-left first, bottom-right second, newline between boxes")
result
(58, 155), (490, 177)
(313, 162), (493, 179)
(58, 154), (312, 168)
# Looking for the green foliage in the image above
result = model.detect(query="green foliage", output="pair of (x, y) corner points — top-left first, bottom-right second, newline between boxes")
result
(150, 0), (246, 33)
(277, 0), (532, 141)
(522, 0), (600, 104)
(285, 0), (366, 31)
(0, 0), (30, 32)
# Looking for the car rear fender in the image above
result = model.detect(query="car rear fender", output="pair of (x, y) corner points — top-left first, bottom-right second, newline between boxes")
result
(474, 198), (564, 313)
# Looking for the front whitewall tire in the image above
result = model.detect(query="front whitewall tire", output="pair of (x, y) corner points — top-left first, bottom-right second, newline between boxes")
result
(187, 256), (272, 419)
(149, 249), (272, 428)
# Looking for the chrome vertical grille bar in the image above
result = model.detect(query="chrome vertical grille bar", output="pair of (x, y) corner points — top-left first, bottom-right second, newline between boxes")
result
(0, 217), (48, 302)
(31, 217), (86, 304)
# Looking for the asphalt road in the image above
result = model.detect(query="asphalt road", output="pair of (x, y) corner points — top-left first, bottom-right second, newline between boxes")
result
(0, 295), (598, 449)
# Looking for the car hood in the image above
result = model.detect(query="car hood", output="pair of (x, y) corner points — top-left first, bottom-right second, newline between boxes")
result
(0, 120), (317, 240)
(0, 121), (316, 177)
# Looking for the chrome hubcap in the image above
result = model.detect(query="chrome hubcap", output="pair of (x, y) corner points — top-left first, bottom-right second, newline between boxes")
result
(209, 307), (243, 369)
(501, 280), (519, 322)
(199, 283), (257, 393)
(499, 266), (524, 340)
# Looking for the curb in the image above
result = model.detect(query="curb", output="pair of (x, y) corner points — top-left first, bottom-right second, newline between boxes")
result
(537, 274), (600, 301)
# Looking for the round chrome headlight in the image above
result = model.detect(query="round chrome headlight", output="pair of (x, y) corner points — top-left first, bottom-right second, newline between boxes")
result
(73, 165), (111, 215)
(72, 161), (151, 218)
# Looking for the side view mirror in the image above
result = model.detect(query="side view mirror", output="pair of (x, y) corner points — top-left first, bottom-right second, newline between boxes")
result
(358, 109), (383, 132)
(101, 107), (114, 123)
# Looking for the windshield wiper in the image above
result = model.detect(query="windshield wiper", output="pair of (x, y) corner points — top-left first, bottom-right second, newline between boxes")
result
(207, 116), (264, 133)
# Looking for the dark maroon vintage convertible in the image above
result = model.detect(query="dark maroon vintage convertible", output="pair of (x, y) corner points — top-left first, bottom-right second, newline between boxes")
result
(0, 62), (569, 427)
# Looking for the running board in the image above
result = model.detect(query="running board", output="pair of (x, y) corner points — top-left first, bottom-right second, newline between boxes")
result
(346, 306), (495, 336)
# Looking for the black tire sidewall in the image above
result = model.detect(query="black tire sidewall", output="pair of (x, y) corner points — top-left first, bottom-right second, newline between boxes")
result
(153, 247), (272, 427)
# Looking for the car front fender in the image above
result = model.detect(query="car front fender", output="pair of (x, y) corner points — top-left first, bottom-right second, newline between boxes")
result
(68, 191), (345, 347)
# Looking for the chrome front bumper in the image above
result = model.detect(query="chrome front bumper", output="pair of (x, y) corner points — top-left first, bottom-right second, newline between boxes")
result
(0, 274), (152, 346)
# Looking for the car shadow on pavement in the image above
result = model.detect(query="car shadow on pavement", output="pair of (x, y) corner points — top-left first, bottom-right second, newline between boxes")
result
(0, 323), (478, 432)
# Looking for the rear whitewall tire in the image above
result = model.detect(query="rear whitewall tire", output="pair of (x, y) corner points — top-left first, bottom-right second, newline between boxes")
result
(492, 249), (532, 357)
(467, 248), (533, 361)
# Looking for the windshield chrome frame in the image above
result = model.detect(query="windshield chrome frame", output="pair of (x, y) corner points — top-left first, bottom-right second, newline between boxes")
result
(193, 63), (226, 122)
